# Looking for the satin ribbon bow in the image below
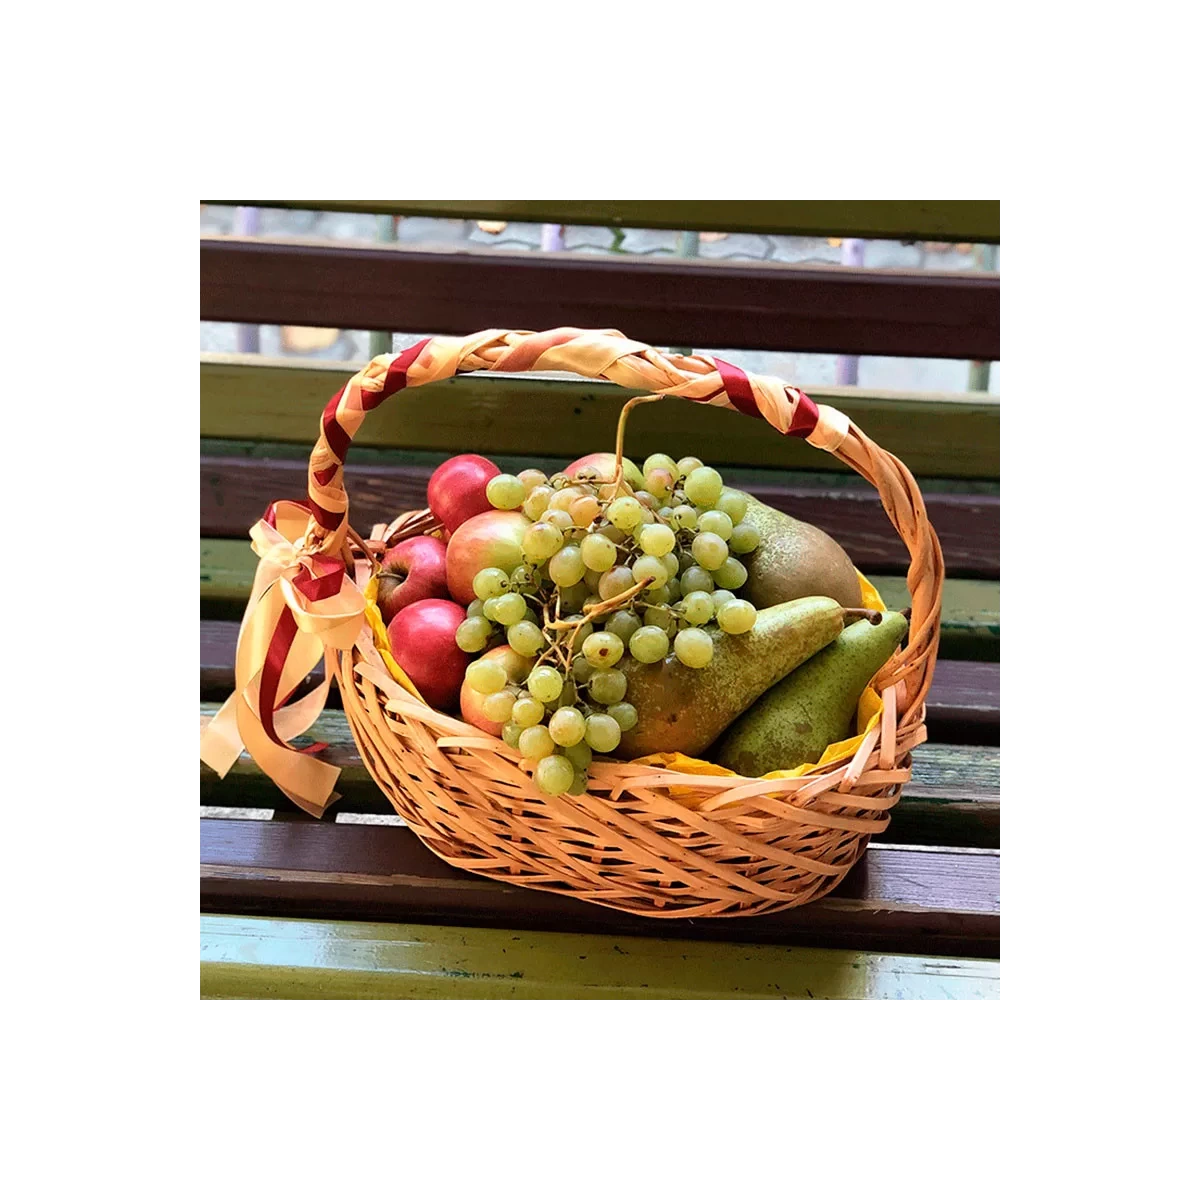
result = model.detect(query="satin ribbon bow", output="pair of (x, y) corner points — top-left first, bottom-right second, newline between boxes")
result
(200, 500), (365, 817)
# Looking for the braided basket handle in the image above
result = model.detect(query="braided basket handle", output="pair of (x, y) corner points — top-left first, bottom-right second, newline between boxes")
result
(304, 327), (944, 729)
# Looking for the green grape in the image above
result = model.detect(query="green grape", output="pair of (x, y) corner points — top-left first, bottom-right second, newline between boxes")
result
(676, 455), (704, 478)
(465, 659), (507, 694)
(473, 567), (510, 601)
(554, 581), (586, 614)
(698, 510), (734, 540)
(643, 453), (678, 480)
(677, 549), (696, 572)
(639, 524), (676, 557)
(712, 557), (748, 591)
(548, 706), (586, 747)
(527, 665), (565, 703)
(584, 713), (622, 753)
(518, 468), (547, 493)
(563, 740), (593, 771)
(580, 533), (618, 573)
(608, 496), (643, 531)
(728, 523), (761, 554)
(680, 565), (714, 594)
(668, 505), (698, 531)
(548, 544), (587, 587)
(522, 486), (553, 520)
(593, 521), (622, 543)
(663, 551), (680, 579)
(567, 770), (589, 795)
(630, 555), (669, 589)
(523, 522), (564, 563)
(466, 598), (487, 620)
(680, 591), (715, 626)
(487, 473), (526, 510)
(544, 509), (574, 531)
(548, 678), (577, 712)
(549, 472), (571, 489)
(629, 624), (669, 663)
(519, 725), (555, 761)
(588, 668), (627, 704)
(716, 489), (749, 524)
(598, 566), (635, 600)
(482, 597), (502, 621)
(583, 631), (625, 668)
(455, 616), (492, 653)
(507, 620), (545, 657)
(607, 702), (638, 732)
(644, 469), (675, 500)
(645, 585), (671, 607)
(512, 696), (545, 728)
(665, 579), (682, 602)
(509, 565), (542, 594)
(658, 506), (675, 526)
(684, 465), (724, 508)
(568, 618), (595, 646)
(536, 755), (575, 796)
(572, 656), (595, 683)
(717, 598), (757, 634)
(570, 494), (603, 526)
(674, 627), (714, 668)
(691, 532), (729, 571)
(634, 489), (662, 510)
(482, 688), (517, 722)
(710, 588), (735, 613)
(491, 591), (527, 625)
(502, 720), (523, 747)
(642, 607), (675, 634)
(604, 610), (641, 645)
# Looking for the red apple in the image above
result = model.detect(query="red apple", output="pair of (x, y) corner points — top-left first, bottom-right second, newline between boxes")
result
(427, 453), (501, 534)
(386, 598), (470, 712)
(459, 646), (534, 736)
(565, 453), (646, 494)
(376, 535), (448, 625)
(445, 509), (532, 606)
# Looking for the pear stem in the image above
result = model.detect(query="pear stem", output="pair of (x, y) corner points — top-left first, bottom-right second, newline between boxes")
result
(843, 607), (884, 626)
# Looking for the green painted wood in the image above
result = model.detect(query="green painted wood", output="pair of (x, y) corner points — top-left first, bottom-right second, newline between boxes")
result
(199, 704), (1000, 847)
(201, 200), (1001, 244)
(200, 355), (1001, 481)
(199, 537), (999, 659)
(200, 914), (1000, 999)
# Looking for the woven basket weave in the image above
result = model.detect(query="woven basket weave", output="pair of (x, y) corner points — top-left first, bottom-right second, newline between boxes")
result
(308, 328), (942, 918)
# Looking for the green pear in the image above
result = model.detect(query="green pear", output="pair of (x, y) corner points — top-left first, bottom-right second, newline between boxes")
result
(612, 596), (848, 760)
(740, 495), (863, 611)
(713, 610), (909, 777)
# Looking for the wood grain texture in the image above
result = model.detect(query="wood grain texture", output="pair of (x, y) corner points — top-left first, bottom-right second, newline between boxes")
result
(199, 702), (1000, 847)
(199, 817), (999, 959)
(201, 914), (1000, 1000)
(200, 355), (1001, 480)
(201, 200), (1001, 243)
(200, 453), (999, 576)
(199, 621), (998, 745)
(200, 236), (1001, 359)
(198, 537), (1000, 659)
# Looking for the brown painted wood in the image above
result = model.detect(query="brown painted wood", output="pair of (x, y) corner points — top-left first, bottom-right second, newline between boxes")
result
(200, 455), (999, 576)
(200, 236), (1001, 360)
(199, 817), (999, 958)
(199, 620), (999, 745)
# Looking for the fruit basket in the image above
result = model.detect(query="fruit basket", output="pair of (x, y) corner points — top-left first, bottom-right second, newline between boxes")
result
(202, 328), (943, 918)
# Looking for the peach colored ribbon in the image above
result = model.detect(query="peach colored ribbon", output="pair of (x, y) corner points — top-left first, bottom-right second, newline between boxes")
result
(199, 501), (365, 817)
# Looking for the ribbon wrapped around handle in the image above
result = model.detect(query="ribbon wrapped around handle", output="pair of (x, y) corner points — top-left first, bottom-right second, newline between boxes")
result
(199, 500), (366, 817)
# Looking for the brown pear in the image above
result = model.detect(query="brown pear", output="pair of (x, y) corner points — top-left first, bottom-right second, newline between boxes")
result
(612, 596), (848, 760)
(740, 495), (862, 610)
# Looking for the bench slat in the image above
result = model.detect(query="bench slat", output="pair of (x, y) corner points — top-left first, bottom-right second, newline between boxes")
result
(201, 453), (999, 576)
(200, 237), (1001, 360)
(202, 200), (1001, 244)
(199, 702), (999, 847)
(200, 817), (998, 959)
(200, 619), (998, 744)
(201, 355), (1000, 480)
(201, 913), (999, 1000)
(199, 538), (1000, 660)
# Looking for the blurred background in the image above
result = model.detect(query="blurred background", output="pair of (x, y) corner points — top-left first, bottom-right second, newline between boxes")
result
(199, 204), (999, 394)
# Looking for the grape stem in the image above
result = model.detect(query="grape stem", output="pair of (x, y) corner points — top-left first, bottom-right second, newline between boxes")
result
(611, 394), (659, 496)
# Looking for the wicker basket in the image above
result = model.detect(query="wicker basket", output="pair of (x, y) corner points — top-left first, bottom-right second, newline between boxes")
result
(215, 328), (943, 919)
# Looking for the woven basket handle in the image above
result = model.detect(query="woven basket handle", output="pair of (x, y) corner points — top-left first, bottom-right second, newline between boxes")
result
(304, 327), (944, 727)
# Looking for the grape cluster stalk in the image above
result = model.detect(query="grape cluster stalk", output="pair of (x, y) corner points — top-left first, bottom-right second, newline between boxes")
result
(456, 453), (762, 796)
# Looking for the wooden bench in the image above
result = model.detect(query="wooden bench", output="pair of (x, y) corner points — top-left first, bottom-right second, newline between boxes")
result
(200, 199), (1000, 999)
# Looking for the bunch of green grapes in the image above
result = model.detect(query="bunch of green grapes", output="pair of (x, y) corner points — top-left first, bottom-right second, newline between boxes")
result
(454, 455), (761, 796)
